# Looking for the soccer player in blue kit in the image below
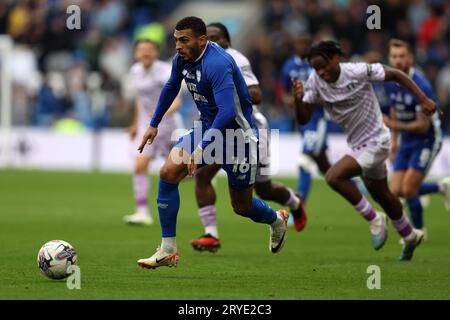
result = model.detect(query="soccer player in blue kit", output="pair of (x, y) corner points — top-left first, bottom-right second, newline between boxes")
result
(281, 35), (332, 206)
(136, 17), (289, 269)
(383, 39), (450, 233)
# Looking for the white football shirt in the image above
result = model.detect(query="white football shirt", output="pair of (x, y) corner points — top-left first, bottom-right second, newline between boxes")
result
(225, 47), (259, 87)
(129, 60), (172, 123)
(303, 62), (390, 148)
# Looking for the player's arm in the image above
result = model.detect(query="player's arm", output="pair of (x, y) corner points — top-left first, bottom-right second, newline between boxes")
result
(291, 79), (319, 125)
(384, 107), (431, 134)
(236, 56), (262, 105)
(188, 64), (237, 176)
(247, 85), (262, 105)
(201, 86), (236, 149)
(383, 107), (400, 162)
(198, 60), (239, 151)
(383, 66), (438, 116)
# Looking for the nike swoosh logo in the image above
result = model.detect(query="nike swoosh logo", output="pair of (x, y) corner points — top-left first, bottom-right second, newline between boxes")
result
(155, 256), (168, 264)
(271, 232), (286, 253)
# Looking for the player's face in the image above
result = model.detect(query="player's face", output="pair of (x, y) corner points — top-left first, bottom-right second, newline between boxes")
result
(310, 55), (340, 83)
(388, 46), (412, 74)
(174, 29), (208, 61)
(135, 42), (158, 68)
(206, 26), (229, 49)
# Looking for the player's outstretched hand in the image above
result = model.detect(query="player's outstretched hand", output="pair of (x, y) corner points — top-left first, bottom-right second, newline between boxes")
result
(291, 79), (304, 103)
(138, 126), (158, 153)
(421, 97), (442, 116)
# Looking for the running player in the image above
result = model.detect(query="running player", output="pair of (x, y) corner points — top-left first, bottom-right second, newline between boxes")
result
(124, 39), (182, 226)
(281, 34), (332, 205)
(383, 39), (450, 233)
(189, 23), (306, 253)
(292, 41), (438, 261)
(136, 17), (288, 269)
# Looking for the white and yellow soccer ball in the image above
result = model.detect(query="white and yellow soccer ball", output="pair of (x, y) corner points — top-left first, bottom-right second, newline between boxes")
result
(37, 240), (77, 280)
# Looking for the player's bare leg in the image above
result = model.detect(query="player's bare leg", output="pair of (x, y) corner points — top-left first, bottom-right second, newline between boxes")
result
(390, 171), (406, 196)
(255, 180), (306, 232)
(229, 185), (289, 253)
(325, 156), (387, 248)
(325, 155), (363, 205)
(191, 164), (222, 252)
(325, 155), (415, 253)
(391, 169), (432, 233)
(137, 147), (189, 269)
(124, 155), (154, 225)
(362, 176), (402, 220)
(315, 150), (332, 175)
(364, 174), (425, 260)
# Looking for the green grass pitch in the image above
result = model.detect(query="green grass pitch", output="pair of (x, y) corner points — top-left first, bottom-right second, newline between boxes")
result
(1, 169), (450, 299)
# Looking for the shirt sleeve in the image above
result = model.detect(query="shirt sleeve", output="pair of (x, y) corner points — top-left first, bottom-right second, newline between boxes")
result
(199, 60), (236, 150)
(237, 58), (259, 87)
(229, 50), (259, 87)
(353, 62), (385, 82)
(302, 73), (319, 104)
(149, 56), (183, 128)
(413, 76), (437, 111)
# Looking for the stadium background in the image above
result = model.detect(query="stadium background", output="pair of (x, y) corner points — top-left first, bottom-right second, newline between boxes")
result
(1, 0), (450, 300)
(0, 0), (450, 176)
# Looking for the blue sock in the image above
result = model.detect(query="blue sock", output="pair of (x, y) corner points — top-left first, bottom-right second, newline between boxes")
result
(157, 179), (180, 237)
(297, 168), (312, 203)
(406, 196), (423, 229)
(242, 198), (277, 224)
(418, 182), (440, 195)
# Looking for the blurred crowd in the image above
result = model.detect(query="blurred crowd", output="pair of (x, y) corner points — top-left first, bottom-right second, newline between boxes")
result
(0, 0), (180, 130)
(0, 0), (449, 133)
(250, 0), (450, 132)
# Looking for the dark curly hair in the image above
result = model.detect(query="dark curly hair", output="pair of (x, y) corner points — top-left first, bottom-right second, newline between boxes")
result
(308, 41), (344, 62)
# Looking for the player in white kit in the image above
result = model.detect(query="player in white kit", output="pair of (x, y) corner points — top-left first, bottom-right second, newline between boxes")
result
(189, 23), (306, 252)
(124, 39), (182, 225)
(292, 41), (438, 260)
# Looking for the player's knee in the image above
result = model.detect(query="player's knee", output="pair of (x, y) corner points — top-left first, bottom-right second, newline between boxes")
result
(195, 170), (212, 188)
(390, 185), (402, 197)
(325, 170), (340, 189)
(159, 166), (171, 181)
(159, 165), (182, 183)
(135, 163), (148, 174)
(401, 185), (418, 199)
(231, 200), (252, 216)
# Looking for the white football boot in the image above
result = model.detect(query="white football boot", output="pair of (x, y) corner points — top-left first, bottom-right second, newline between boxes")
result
(399, 227), (427, 245)
(270, 210), (289, 253)
(370, 212), (388, 250)
(123, 211), (154, 226)
(137, 247), (179, 269)
(399, 229), (425, 261)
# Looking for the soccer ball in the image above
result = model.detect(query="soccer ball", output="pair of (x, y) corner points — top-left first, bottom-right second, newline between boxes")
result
(37, 240), (77, 280)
